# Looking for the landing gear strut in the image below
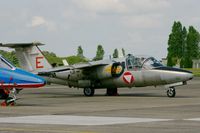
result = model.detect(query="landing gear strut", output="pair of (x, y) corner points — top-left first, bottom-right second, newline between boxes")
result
(106, 88), (119, 96)
(83, 88), (95, 96)
(167, 87), (176, 98)
(1, 88), (17, 106)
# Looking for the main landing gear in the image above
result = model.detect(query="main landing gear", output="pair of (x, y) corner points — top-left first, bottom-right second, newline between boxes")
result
(1, 88), (17, 106)
(83, 88), (119, 96)
(106, 88), (119, 96)
(166, 87), (176, 98)
(83, 88), (95, 96)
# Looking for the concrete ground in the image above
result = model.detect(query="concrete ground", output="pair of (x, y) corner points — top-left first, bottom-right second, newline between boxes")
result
(0, 78), (199, 133)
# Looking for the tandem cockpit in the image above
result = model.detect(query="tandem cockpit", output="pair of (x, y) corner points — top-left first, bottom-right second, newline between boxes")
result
(125, 54), (164, 70)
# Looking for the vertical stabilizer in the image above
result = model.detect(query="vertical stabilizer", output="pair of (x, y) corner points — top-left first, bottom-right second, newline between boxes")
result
(62, 59), (69, 66)
(0, 42), (52, 72)
(118, 48), (124, 58)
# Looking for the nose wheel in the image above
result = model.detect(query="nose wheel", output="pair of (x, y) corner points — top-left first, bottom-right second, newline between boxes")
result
(1, 88), (17, 106)
(1, 97), (16, 106)
(167, 87), (176, 97)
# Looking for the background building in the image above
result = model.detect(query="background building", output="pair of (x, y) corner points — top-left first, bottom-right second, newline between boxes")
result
(193, 59), (200, 68)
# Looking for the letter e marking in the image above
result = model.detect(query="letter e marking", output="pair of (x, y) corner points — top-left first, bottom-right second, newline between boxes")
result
(36, 56), (44, 68)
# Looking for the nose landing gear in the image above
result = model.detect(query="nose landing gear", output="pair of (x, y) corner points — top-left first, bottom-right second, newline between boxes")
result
(1, 88), (17, 106)
(167, 87), (176, 98)
(1, 97), (16, 106)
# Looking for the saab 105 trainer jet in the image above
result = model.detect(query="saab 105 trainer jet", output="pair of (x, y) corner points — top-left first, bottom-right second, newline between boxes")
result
(0, 42), (193, 98)
(0, 54), (46, 106)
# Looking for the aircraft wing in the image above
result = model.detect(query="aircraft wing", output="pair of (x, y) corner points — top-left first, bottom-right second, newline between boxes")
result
(37, 61), (110, 76)
(73, 60), (111, 69)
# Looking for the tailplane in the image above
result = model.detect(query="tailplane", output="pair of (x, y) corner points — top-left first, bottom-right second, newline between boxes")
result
(0, 42), (52, 73)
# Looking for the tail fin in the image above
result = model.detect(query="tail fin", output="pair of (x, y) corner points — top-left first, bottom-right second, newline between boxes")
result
(62, 59), (69, 66)
(0, 42), (52, 72)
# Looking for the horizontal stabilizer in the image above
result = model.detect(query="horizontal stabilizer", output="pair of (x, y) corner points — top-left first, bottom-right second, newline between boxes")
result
(0, 41), (44, 48)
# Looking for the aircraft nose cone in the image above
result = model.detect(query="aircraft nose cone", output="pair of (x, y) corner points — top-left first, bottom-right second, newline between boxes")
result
(31, 76), (46, 85)
(185, 72), (193, 81)
(25, 74), (46, 87)
(176, 69), (193, 81)
(154, 66), (194, 83)
(176, 72), (193, 83)
(14, 69), (46, 88)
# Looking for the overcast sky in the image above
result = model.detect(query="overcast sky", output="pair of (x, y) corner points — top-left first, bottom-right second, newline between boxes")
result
(0, 0), (199, 59)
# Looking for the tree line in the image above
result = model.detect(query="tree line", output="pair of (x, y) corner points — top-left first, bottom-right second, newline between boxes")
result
(167, 21), (200, 68)
(77, 45), (126, 61)
(0, 45), (126, 67)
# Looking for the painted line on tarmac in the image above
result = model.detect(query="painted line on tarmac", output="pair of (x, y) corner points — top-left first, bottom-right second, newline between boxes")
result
(185, 118), (200, 121)
(0, 127), (73, 133)
(0, 115), (172, 125)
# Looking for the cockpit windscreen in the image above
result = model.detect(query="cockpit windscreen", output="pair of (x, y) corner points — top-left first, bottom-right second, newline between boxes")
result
(125, 54), (163, 70)
(142, 57), (163, 69)
(0, 55), (15, 70)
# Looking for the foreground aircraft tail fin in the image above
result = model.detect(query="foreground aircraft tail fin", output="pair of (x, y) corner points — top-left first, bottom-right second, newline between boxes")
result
(0, 42), (52, 72)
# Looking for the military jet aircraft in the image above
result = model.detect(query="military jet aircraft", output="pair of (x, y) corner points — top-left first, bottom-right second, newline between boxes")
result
(0, 42), (193, 98)
(0, 54), (46, 106)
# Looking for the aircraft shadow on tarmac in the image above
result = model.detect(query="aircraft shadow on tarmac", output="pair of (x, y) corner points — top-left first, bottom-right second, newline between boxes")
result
(15, 93), (196, 106)
(113, 93), (196, 98)
(24, 92), (195, 98)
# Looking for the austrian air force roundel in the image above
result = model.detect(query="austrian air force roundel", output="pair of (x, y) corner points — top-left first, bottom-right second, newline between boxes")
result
(123, 71), (134, 84)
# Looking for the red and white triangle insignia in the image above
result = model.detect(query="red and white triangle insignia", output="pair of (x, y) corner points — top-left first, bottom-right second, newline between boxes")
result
(123, 72), (134, 84)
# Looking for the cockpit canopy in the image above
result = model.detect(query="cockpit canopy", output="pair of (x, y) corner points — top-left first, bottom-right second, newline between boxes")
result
(0, 55), (15, 70)
(125, 54), (163, 70)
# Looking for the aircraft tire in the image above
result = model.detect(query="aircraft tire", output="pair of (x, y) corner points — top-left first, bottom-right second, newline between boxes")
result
(167, 87), (176, 97)
(83, 88), (95, 96)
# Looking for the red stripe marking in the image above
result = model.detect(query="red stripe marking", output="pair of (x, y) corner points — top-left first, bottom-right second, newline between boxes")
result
(0, 83), (45, 88)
